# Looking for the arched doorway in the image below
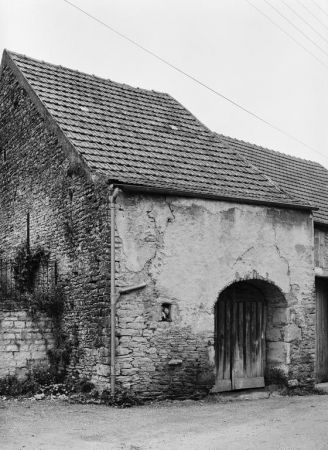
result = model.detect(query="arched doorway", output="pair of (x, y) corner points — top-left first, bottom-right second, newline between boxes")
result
(213, 279), (286, 392)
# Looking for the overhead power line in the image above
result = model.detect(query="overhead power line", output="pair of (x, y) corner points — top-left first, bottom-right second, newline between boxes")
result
(247, 1), (328, 69)
(281, 0), (328, 45)
(311, 0), (328, 19)
(297, 0), (328, 31)
(264, 0), (328, 57)
(63, 0), (328, 161)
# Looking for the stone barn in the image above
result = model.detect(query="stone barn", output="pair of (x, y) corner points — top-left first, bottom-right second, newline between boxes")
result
(0, 49), (327, 397)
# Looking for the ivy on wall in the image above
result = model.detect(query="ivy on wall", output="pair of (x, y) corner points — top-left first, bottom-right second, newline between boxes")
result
(11, 242), (69, 376)
(12, 242), (50, 293)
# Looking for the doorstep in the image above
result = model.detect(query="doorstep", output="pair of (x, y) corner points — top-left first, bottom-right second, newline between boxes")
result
(211, 388), (271, 401)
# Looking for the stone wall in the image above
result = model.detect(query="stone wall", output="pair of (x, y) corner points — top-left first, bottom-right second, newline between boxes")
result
(0, 308), (54, 379)
(114, 193), (315, 395)
(0, 64), (112, 386)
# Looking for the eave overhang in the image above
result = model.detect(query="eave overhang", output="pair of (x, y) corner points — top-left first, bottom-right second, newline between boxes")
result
(110, 182), (317, 212)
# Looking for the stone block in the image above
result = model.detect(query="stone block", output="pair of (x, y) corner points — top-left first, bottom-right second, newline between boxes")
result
(96, 364), (110, 376)
(1, 321), (14, 328)
(133, 316), (145, 323)
(143, 330), (154, 337)
(33, 334), (45, 341)
(121, 368), (138, 376)
(119, 329), (142, 336)
(272, 308), (289, 326)
(120, 341), (133, 348)
(158, 349), (168, 355)
(132, 357), (152, 366)
(146, 348), (157, 354)
(118, 316), (135, 323)
(126, 323), (146, 329)
(266, 326), (282, 342)
(267, 342), (290, 365)
(14, 321), (27, 329)
(29, 351), (46, 360)
(207, 345), (215, 365)
(15, 311), (29, 319)
(131, 337), (147, 343)
(6, 344), (20, 352)
(16, 343), (29, 351)
(117, 347), (132, 356)
(168, 359), (183, 366)
(3, 333), (16, 340)
(29, 344), (45, 352)
(132, 351), (147, 357)
(7, 315), (19, 321)
(284, 324), (302, 343)
(119, 362), (133, 369)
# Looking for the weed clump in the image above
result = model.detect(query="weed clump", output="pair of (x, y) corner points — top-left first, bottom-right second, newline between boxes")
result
(0, 370), (94, 399)
(0, 371), (145, 408)
(98, 387), (144, 408)
(265, 366), (325, 396)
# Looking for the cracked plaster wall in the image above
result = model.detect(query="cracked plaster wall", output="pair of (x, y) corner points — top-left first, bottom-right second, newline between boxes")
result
(114, 193), (315, 394)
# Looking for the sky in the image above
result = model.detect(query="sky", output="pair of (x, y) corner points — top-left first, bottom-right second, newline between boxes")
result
(1, 0), (328, 167)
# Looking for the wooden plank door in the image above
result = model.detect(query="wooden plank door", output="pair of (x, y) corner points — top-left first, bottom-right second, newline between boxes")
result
(214, 300), (232, 392)
(316, 278), (328, 383)
(233, 300), (265, 390)
(213, 284), (265, 392)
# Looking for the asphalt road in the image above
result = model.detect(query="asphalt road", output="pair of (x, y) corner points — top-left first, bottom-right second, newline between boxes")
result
(1, 394), (328, 449)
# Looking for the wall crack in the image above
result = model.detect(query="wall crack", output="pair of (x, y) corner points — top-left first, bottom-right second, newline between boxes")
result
(273, 224), (291, 280)
(232, 246), (255, 268)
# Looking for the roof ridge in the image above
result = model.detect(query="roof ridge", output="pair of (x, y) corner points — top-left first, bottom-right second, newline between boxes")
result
(6, 49), (170, 99)
(217, 132), (326, 169)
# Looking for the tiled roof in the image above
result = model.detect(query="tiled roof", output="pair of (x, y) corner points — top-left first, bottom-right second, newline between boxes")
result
(218, 134), (328, 225)
(2, 50), (312, 209)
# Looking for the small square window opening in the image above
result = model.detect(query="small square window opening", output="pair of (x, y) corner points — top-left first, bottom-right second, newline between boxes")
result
(161, 303), (172, 322)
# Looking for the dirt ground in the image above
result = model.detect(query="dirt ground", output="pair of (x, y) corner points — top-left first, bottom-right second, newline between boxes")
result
(1, 394), (328, 450)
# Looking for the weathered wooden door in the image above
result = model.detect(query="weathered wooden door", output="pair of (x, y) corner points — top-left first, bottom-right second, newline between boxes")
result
(214, 283), (266, 392)
(316, 278), (328, 383)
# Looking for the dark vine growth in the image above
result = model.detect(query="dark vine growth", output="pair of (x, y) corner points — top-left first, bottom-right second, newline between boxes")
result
(11, 242), (69, 377)
(12, 243), (50, 293)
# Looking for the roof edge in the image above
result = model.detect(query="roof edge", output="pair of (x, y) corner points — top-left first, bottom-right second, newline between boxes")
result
(217, 133), (316, 206)
(314, 220), (328, 228)
(111, 182), (317, 212)
(4, 50), (170, 97)
(217, 132), (327, 169)
(0, 49), (92, 179)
